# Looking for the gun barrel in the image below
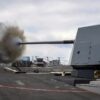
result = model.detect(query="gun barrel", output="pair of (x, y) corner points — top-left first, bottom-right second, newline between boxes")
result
(18, 40), (74, 45)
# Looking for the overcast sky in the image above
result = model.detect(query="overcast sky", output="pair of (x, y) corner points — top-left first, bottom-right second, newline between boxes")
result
(0, 0), (100, 64)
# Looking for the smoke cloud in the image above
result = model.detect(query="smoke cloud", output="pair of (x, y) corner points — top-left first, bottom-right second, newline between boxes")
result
(0, 25), (25, 63)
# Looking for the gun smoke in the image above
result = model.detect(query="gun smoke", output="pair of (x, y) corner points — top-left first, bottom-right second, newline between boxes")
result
(0, 25), (25, 63)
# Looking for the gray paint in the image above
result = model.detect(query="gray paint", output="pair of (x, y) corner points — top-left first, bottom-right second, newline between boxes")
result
(71, 25), (100, 66)
(71, 69), (94, 79)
